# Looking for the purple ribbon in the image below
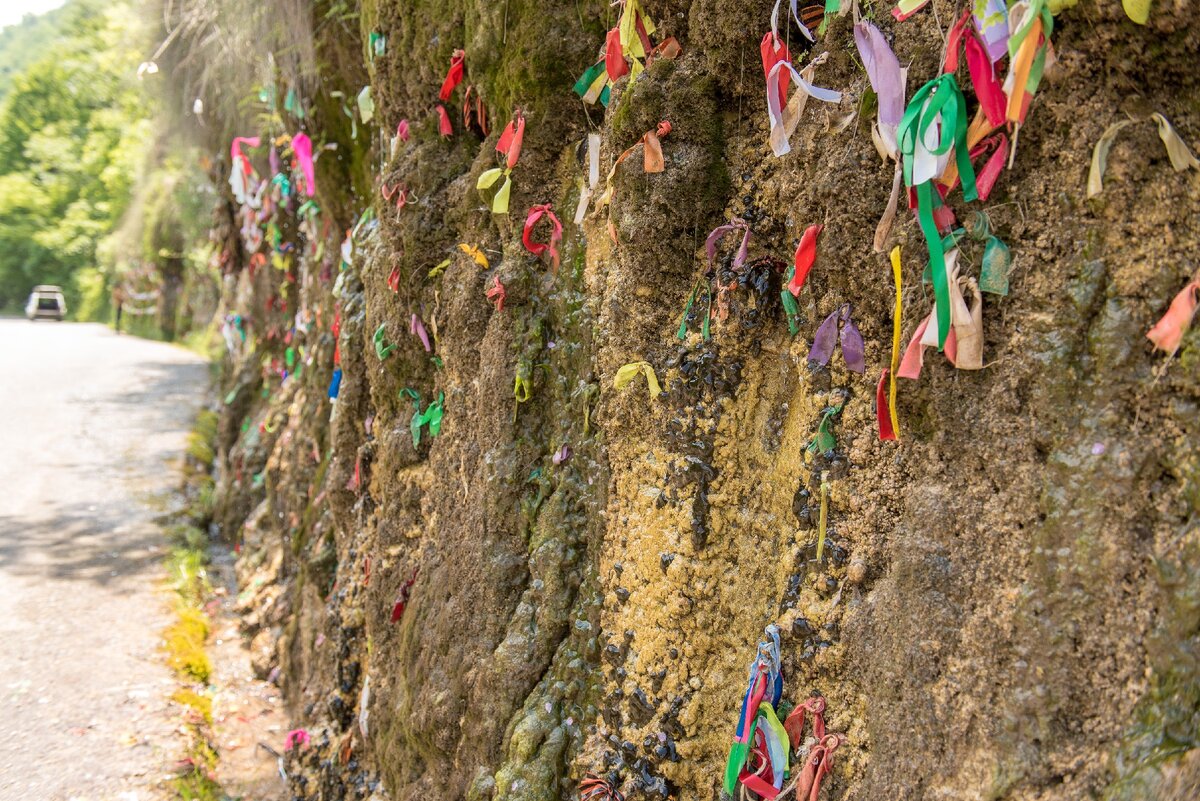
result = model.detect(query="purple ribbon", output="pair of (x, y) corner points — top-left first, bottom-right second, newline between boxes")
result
(808, 304), (865, 373)
(410, 313), (431, 352)
(705, 219), (752, 272)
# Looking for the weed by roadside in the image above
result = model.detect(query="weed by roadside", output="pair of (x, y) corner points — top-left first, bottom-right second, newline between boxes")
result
(161, 408), (226, 801)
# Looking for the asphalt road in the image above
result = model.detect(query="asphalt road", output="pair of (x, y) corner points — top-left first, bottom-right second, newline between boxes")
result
(0, 319), (208, 801)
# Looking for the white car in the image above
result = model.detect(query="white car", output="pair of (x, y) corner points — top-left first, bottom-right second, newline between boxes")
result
(25, 285), (66, 321)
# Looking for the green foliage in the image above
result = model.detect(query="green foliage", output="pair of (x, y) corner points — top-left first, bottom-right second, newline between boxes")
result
(0, 0), (154, 312)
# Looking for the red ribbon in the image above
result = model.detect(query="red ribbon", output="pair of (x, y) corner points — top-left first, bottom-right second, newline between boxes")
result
(497, 112), (525, 169)
(523, 204), (563, 271)
(759, 33), (791, 107)
(876, 370), (897, 440)
(943, 11), (1006, 128)
(787, 224), (824, 296)
(438, 49), (465, 102)
(605, 27), (628, 81)
(436, 104), (453, 137)
(783, 696), (826, 749)
(486, 275), (506, 311)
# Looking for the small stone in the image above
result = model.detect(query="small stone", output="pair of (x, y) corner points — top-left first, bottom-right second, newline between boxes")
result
(846, 560), (867, 584)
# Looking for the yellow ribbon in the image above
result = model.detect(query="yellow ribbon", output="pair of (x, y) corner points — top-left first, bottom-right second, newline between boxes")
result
(458, 243), (489, 268)
(477, 167), (511, 214)
(613, 361), (662, 399)
(888, 246), (902, 438)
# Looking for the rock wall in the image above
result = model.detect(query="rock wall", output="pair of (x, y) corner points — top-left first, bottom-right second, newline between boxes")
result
(207, 2), (1200, 800)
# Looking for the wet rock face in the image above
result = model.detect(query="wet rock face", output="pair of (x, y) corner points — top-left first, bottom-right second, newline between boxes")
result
(208, 1), (1200, 800)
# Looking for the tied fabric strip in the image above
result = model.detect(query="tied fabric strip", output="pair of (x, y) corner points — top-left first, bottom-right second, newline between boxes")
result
(1004, 0), (1054, 127)
(575, 133), (602, 224)
(523, 204), (563, 271)
(899, 74), (978, 351)
(764, 52), (841, 157)
(974, 0), (1010, 63)
(291, 132), (316, 197)
(477, 111), (525, 213)
(613, 361), (662, 399)
(878, 246), (903, 440)
(943, 10), (1007, 129)
(787, 224), (824, 296)
(230, 136), (261, 206)
(808, 304), (865, 373)
(853, 21), (905, 160)
(724, 626), (783, 796)
(486, 275), (506, 311)
(439, 49), (465, 102)
(436, 105), (453, 137)
(595, 121), (672, 209)
(771, 0), (816, 44)
(706, 219), (752, 272)
(410, 314), (432, 352)
(1147, 269), (1200, 356)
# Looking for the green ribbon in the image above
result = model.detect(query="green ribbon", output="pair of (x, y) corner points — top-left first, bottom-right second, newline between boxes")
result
(899, 74), (977, 351)
(807, 405), (843, 456)
(373, 324), (394, 360)
(723, 717), (758, 795)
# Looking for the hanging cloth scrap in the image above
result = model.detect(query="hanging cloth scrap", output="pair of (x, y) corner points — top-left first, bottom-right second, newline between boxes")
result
(523, 204), (563, 271)
(373, 323), (394, 360)
(575, 133), (602, 225)
(291, 132), (316, 197)
(230, 136), (261, 206)
(786, 224), (824, 296)
(613, 361), (662, 399)
(410, 313), (432, 352)
(808, 303), (865, 373)
(1147, 268), (1200, 356)
(762, 45), (841, 157)
(898, 73), (978, 351)
(877, 246), (903, 440)
(486, 275), (506, 311)
(594, 121), (672, 209)
(477, 110), (525, 213)
(439, 49), (465, 102)
(853, 21), (905, 161)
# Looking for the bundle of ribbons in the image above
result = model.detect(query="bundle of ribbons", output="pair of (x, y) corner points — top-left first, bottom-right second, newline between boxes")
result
(724, 626), (847, 800)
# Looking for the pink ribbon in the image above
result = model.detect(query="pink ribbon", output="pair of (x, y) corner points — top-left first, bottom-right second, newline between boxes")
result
(292, 132), (315, 196)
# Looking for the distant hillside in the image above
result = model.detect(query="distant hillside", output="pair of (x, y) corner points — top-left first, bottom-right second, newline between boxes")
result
(0, 3), (71, 104)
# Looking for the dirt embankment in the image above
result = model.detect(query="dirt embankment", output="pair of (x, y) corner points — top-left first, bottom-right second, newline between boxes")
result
(206, 2), (1200, 800)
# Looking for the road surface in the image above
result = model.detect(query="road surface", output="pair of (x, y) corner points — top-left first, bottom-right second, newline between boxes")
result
(0, 319), (208, 801)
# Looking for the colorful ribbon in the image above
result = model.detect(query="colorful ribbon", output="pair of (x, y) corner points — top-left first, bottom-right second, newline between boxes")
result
(373, 323), (394, 360)
(764, 51), (841, 157)
(439, 49), (465, 102)
(899, 74), (977, 351)
(1003, 0), (1054, 126)
(575, 133), (602, 224)
(436, 104), (453, 137)
(522, 204), (563, 271)
(458, 243), (489, 268)
(613, 361), (662, 399)
(1147, 269), (1200, 356)
(410, 313), (432, 352)
(477, 111), (524, 214)
(486, 275), (506, 311)
(229, 136), (261, 206)
(786, 224), (823, 296)
(291, 132), (315, 197)
(808, 303), (865, 373)
(878, 246), (903, 440)
(853, 21), (905, 160)
(595, 121), (671, 208)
